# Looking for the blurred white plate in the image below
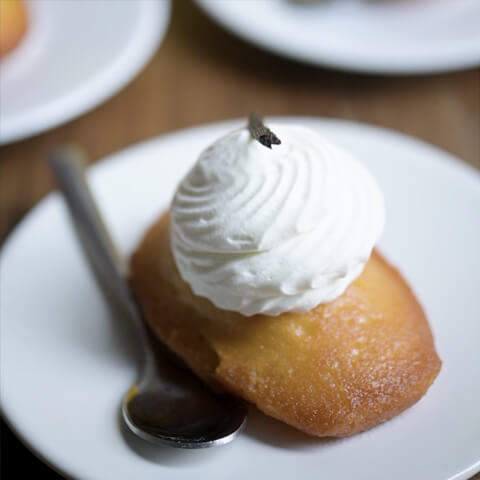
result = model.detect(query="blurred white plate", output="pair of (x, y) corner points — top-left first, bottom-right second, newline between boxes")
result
(1, 118), (480, 480)
(0, 0), (171, 145)
(195, 0), (480, 74)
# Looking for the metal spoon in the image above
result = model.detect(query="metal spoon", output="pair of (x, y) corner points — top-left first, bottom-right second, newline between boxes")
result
(48, 147), (247, 449)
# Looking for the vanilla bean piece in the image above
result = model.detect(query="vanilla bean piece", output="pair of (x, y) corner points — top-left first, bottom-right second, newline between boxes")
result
(248, 113), (281, 149)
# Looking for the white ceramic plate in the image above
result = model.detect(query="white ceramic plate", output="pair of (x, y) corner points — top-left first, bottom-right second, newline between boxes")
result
(1, 118), (480, 480)
(194, 0), (480, 74)
(0, 0), (170, 145)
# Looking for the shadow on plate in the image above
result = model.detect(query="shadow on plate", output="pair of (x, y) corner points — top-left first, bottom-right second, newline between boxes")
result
(243, 405), (341, 450)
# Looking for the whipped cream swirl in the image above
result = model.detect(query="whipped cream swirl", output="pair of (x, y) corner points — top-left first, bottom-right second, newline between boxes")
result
(170, 124), (385, 316)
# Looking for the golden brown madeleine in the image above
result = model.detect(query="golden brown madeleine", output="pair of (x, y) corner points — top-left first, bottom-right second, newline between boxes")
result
(131, 212), (441, 437)
(0, 0), (27, 57)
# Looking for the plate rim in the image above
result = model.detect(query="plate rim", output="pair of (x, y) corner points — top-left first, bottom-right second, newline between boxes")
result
(1, 116), (480, 480)
(0, 0), (171, 145)
(194, 0), (480, 75)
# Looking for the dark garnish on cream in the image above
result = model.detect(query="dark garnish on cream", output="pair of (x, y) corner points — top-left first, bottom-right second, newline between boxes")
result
(248, 113), (281, 149)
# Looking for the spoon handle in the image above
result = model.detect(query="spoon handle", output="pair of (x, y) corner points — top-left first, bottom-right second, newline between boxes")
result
(48, 147), (142, 326)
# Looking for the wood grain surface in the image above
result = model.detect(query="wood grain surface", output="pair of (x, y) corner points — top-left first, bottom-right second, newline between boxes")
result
(0, 1), (479, 479)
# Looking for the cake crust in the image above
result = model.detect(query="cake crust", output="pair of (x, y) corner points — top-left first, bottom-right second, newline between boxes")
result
(130, 212), (441, 437)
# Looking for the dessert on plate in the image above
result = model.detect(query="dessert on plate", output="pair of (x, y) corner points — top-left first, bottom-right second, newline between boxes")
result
(130, 116), (441, 437)
(0, 0), (27, 58)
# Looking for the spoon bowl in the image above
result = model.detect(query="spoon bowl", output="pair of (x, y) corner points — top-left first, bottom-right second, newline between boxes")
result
(122, 327), (247, 448)
(123, 375), (247, 448)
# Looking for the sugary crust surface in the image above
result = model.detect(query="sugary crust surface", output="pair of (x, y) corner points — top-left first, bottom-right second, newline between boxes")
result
(130, 213), (441, 437)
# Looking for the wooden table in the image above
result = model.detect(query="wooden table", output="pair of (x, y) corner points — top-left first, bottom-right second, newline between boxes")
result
(1, 1), (479, 478)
